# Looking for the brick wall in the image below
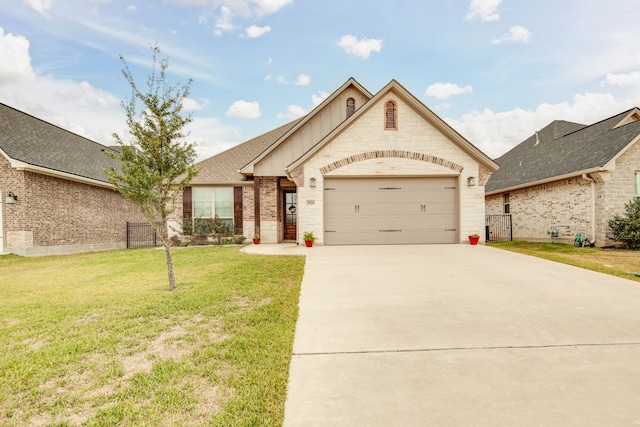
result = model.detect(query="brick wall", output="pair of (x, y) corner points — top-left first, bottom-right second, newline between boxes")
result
(485, 177), (593, 244)
(1, 156), (148, 255)
(258, 177), (279, 243)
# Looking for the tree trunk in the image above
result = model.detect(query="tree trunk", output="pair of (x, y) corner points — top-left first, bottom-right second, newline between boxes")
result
(164, 242), (177, 291)
(160, 218), (177, 291)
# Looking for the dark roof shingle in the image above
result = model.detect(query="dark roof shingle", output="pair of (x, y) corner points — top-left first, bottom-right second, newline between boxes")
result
(486, 109), (640, 193)
(0, 103), (117, 183)
(191, 117), (304, 184)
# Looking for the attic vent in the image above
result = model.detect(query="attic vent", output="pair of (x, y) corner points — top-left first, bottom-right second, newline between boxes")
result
(632, 112), (640, 122)
(346, 97), (355, 117)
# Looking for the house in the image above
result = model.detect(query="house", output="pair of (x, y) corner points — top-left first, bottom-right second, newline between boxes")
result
(0, 103), (147, 256)
(485, 108), (640, 246)
(183, 78), (498, 245)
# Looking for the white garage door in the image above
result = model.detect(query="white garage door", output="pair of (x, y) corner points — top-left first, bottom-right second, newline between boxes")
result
(324, 177), (458, 245)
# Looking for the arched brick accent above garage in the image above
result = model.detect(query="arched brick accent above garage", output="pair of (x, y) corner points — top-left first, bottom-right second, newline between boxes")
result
(319, 150), (464, 175)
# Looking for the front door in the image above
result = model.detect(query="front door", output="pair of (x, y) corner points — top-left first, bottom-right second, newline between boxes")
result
(283, 191), (297, 241)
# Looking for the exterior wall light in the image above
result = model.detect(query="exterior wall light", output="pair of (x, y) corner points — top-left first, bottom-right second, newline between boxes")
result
(6, 191), (18, 204)
(467, 176), (476, 186)
(310, 177), (316, 188)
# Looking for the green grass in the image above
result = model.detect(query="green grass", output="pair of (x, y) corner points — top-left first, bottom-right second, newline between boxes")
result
(0, 246), (305, 426)
(489, 241), (640, 282)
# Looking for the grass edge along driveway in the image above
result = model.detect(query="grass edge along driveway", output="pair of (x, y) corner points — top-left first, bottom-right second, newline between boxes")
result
(0, 246), (305, 426)
(489, 241), (640, 283)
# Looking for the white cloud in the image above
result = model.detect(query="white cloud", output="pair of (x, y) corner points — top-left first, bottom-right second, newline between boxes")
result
(23, 0), (53, 15)
(126, 5), (136, 12)
(277, 105), (306, 120)
(491, 26), (532, 44)
(181, 97), (208, 111)
(337, 34), (383, 59)
(215, 6), (235, 36)
(196, 0), (293, 36)
(606, 70), (640, 87)
(311, 90), (330, 107)
(243, 25), (271, 38)
(294, 74), (311, 86)
(0, 28), (37, 85)
(264, 74), (272, 81)
(465, 0), (501, 22)
(226, 100), (261, 119)
(425, 82), (473, 100)
(450, 92), (634, 159)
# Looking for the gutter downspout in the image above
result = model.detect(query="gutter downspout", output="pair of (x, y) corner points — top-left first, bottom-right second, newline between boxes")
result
(582, 174), (597, 245)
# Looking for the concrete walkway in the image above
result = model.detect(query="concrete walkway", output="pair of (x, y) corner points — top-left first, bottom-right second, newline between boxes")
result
(276, 244), (640, 426)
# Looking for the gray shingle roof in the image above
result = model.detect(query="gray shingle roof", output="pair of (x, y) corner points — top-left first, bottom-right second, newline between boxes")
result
(0, 102), (118, 183)
(191, 117), (304, 184)
(486, 109), (640, 193)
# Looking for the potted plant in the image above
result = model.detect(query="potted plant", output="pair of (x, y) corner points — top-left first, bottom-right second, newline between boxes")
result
(468, 233), (480, 245)
(253, 234), (260, 244)
(303, 231), (315, 247)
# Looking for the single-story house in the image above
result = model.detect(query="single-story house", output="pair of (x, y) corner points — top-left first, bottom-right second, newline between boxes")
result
(0, 102), (148, 256)
(184, 78), (498, 245)
(485, 107), (640, 246)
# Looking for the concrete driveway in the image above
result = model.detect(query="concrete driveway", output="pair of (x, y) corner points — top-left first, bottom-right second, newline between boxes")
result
(282, 244), (640, 426)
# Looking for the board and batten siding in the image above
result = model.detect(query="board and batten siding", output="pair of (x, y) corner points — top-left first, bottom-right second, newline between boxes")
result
(253, 87), (369, 177)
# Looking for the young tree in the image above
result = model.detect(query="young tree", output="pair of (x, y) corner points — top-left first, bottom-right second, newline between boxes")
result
(608, 197), (640, 249)
(105, 46), (199, 291)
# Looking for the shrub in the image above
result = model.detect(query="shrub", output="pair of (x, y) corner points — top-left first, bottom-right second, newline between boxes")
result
(608, 198), (640, 248)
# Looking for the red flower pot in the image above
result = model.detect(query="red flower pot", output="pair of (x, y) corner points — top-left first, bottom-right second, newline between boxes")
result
(253, 238), (260, 244)
(304, 240), (313, 247)
(468, 235), (480, 245)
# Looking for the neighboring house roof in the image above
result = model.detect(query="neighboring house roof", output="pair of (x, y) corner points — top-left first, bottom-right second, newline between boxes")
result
(0, 102), (118, 187)
(190, 117), (304, 184)
(286, 79), (499, 173)
(486, 108), (640, 195)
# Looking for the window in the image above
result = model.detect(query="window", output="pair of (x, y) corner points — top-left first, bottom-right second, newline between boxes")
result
(504, 193), (510, 214)
(346, 97), (355, 117)
(193, 186), (234, 221)
(384, 100), (397, 129)
(635, 173), (640, 197)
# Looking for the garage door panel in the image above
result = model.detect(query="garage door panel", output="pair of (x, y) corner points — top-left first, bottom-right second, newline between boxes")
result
(324, 177), (458, 245)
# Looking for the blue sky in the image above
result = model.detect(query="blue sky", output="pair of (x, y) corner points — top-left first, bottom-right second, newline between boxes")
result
(1, 0), (639, 160)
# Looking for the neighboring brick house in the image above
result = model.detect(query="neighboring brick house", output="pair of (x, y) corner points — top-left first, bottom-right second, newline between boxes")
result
(0, 103), (148, 256)
(185, 78), (498, 245)
(485, 108), (640, 246)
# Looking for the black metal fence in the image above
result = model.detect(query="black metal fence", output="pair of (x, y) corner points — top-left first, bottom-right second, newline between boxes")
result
(126, 222), (161, 249)
(485, 215), (512, 242)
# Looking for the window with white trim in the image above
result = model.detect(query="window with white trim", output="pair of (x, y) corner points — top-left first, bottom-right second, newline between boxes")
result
(504, 193), (510, 214)
(635, 173), (640, 197)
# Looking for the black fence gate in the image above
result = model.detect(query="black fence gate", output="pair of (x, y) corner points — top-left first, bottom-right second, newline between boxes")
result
(485, 215), (512, 242)
(126, 222), (161, 249)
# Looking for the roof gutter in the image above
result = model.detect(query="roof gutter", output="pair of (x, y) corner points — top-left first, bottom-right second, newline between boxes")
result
(485, 167), (606, 196)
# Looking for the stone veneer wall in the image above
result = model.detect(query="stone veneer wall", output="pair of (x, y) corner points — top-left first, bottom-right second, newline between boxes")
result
(595, 138), (640, 246)
(295, 91), (489, 245)
(1, 155), (147, 255)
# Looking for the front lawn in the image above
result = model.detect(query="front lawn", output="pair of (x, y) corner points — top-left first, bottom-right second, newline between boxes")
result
(0, 246), (305, 426)
(489, 241), (640, 282)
